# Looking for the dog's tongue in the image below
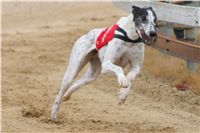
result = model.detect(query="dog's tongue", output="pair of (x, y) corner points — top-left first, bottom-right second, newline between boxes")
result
(141, 31), (149, 41)
(137, 29), (151, 43)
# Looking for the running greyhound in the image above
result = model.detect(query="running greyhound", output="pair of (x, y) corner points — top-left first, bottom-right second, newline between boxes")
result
(51, 5), (157, 121)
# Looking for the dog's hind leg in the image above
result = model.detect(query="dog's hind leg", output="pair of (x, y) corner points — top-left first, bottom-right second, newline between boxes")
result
(63, 58), (101, 101)
(51, 46), (91, 121)
(51, 61), (85, 121)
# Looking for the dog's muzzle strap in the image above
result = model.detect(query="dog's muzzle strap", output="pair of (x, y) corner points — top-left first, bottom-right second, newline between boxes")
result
(114, 27), (142, 43)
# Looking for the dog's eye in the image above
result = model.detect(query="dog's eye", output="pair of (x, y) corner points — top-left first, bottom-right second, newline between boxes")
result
(141, 16), (146, 22)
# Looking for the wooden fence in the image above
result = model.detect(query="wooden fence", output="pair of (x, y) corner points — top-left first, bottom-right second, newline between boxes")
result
(113, 1), (200, 72)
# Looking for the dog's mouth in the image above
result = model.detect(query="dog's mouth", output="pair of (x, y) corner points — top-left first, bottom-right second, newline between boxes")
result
(137, 28), (156, 45)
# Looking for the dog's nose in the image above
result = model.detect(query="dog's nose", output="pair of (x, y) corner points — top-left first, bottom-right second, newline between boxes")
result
(150, 31), (157, 38)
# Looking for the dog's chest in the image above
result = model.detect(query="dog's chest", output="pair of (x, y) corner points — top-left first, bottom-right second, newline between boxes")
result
(98, 42), (144, 66)
(124, 43), (144, 60)
(128, 43), (144, 54)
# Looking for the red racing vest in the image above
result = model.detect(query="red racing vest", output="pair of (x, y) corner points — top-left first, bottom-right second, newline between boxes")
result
(96, 24), (142, 51)
(96, 24), (119, 50)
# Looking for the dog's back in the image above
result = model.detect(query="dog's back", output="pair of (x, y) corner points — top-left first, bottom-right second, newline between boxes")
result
(73, 28), (104, 52)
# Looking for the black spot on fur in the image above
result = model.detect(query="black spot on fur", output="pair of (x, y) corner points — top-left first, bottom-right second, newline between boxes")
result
(132, 5), (148, 21)
(132, 5), (157, 26)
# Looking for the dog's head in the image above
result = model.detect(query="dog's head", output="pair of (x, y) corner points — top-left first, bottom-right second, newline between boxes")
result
(132, 5), (157, 45)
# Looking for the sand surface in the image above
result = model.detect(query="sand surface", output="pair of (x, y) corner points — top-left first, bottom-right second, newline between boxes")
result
(2, 2), (200, 133)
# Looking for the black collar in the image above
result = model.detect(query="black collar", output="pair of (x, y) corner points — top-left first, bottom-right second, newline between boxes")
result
(114, 27), (142, 43)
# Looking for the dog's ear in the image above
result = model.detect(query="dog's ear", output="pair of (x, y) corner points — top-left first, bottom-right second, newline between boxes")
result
(132, 5), (141, 14)
(147, 7), (153, 10)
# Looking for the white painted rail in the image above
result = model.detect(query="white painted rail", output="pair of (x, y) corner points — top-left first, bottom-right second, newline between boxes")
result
(113, 0), (200, 27)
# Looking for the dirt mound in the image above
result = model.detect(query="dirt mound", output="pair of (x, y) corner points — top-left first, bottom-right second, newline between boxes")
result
(21, 105), (45, 118)
(135, 72), (200, 116)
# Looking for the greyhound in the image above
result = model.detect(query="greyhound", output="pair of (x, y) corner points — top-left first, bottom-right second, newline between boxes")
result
(51, 5), (157, 121)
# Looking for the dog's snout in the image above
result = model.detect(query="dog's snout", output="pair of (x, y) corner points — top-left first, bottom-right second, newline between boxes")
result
(150, 31), (157, 38)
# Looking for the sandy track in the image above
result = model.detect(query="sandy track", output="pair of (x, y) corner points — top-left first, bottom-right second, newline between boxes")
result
(2, 2), (200, 133)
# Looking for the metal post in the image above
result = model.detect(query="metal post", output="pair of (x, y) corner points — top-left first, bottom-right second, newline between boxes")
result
(173, 27), (198, 72)
(173, 1), (199, 73)
(185, 28), (198, 72)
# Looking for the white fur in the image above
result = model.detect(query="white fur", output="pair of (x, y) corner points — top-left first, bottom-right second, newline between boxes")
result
(51, 14), (145, 121)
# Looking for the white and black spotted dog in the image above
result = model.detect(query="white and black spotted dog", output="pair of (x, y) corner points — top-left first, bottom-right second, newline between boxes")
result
(51, 5), (157, 121)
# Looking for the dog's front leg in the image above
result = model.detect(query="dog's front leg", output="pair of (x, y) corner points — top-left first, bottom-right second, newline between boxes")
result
(118, 65), (140, 104)
(102, 60), (129, 88)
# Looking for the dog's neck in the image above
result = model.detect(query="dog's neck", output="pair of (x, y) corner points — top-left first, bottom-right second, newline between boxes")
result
(117, 14), (139, 40)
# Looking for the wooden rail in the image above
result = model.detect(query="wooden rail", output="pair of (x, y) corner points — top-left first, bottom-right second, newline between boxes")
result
(153, 33), (200, 63)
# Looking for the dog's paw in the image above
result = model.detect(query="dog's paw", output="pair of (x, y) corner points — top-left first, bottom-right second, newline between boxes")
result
(118, 88), (128, 105)
(51, 107), (57, 122)
(117, 75), (129, 88)
(51, 96), (61, 122)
